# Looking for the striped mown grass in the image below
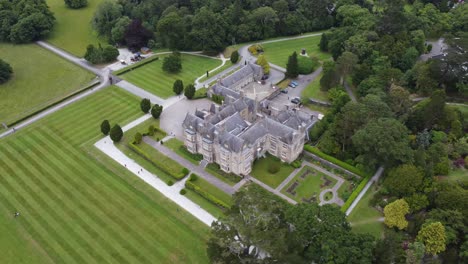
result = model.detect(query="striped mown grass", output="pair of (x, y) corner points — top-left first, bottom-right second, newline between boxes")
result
(0, 86), (209, 263)
(261, 36), (330, 68)
(120, 54), (221, 98)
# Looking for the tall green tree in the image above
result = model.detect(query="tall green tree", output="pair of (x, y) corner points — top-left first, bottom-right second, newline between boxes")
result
(162, 52), (182, 73)
(384, 199), (410, 230)
(92, 0), (122, 38)
(417, 222), (446, 255)
(286, 51), (299, 78)
(109, 124), (123, 142)
(190, 7), (227, 53)
(336, 51), (358, 85)
(184, 84), (195, 99)
(352, 118), (413, 167)
(230, 50), (239, 63)
(0, 59), (13, 84)
(156, 12), (186, 50)
(151, 104), (163, 119)
(172, 80), (184, 95)
(140, 98), (151, 113)
(256, 54), (270, 74)
(100, 120), (110, 135)
(384, 164), (424, 197)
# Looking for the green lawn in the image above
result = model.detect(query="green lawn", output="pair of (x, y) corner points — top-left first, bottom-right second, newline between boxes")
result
(0, 86), (209, 263)
(0, 43), (95, 126)
(164, 138), (203, 165)
(281, 166), (337, 203)
(301, 72), (329, 102)
(198, 61), (234, 83)
(46, 0), (107, 56)
(184, 190), (225, 218)
(261, 36), (330, 68)
(120, 54), (221, 98)
(348, 186), (384, 239)
(251, 155), (295, 188)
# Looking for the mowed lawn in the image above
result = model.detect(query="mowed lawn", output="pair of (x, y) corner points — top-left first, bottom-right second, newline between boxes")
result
(0, 43), (95, 126)
(47, 0), (107, 56)
(0, 86), (209, 263)
(120, 54), (221, 98)
(251, 155), (295, 188)
(261, 35), (330, 68)
(301, 72), (329, 102)
(348, 186), (384, 239)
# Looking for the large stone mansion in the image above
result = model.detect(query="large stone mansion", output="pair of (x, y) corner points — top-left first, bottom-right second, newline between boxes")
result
(182, 64), (316, 176)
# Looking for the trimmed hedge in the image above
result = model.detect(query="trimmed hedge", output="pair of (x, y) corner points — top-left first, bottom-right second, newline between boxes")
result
(129, 142), (188, 180)
(185, 180), (230, 209)
(340, 175), (371, 212)
(114, 56), (160, 75)
(180, 189), (187, 195)
(303, 145), (366, 177)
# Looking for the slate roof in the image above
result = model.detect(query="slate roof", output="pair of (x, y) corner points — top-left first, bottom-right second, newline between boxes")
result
(220, 64), (262, 87)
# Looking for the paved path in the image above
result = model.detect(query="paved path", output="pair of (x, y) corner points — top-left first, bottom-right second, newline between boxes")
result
(116, 80), (165, 105)
(275, 167), (301, 191)
(95, 137), (216, 226)
(143, 137), (235, 195)
(232, 178), (249, 191)
(248, 177), (297, 204)
(345, 166), (384, 216)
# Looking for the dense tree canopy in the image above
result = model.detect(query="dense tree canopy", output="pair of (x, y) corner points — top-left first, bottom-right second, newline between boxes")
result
(0, 0), (55, 43)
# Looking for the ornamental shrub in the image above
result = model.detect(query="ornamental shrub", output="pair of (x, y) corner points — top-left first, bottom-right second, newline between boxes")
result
(100, 119), (110, 135)
(140, 98), (151, 113)
(230, 50), (239, 63)
(151, 104), (163, 119)
(182, 168), (189, 176)
(134, 132), (142, 144)
(64, 0), (87, 9)
(109, 124), (123, 142)
(0, 59), (13, 84)
(180, 189), (187, 195)
(148, 125), (155, 136)
(167, 180), (174, 186)
(189, 174), (198, 182)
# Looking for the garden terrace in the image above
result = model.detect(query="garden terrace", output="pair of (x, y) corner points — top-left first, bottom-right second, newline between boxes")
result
(250, 155), (296, 188)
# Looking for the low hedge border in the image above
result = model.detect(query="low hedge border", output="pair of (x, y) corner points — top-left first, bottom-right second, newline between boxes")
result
(303, 145), (366, 177)
(129, 142), (188, 180)
(6, 79), (101, 128)
(114, 56), (160, 75)
(185, 179), (230, 209)
(340, 175), (371, 212)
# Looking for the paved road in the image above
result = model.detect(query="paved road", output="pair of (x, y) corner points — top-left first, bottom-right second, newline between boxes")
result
(143, 137), (235, 195)
(345, 166), (384, 216)
(95, 137), (216, 226)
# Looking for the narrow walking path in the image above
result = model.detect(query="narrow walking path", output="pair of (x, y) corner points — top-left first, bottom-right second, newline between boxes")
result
(95, 138), (216, 226)
(248, 177), (297, 204)
(345, 166), (384, 216)
(143, 137), (235, 195)
(276, 167), (301, 191)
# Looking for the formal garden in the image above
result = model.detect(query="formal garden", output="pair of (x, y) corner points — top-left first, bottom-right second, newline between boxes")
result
(0, 43), (95, 128)
(116, 54), (221, 98)
(0, 86), (210, 263)
(281, 165), (338, 203)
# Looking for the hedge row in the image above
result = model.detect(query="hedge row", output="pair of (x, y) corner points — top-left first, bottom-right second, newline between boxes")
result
(129, 142), (188, 180)
(303, 145), (366, 177)
(114, 56), (159, 75)
(185, 179), (230, 209)
(6, 80), (100, 127)
(340, 175), (371, 212)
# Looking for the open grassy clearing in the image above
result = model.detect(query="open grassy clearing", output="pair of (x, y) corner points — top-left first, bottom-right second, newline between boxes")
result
(348, 186), (384, 239)
(251, 155), (295, 188)
(120, 54), (220, 98)
(281, 166), (338, 203)
(301, 72), (329, 102)
(0, 86), (209, 263)
(261, 36), (330, 68)
(0, 43), (95, 127)
(46, 0), (107, 56)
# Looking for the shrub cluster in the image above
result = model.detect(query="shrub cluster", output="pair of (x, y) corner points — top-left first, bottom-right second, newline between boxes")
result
(84, 44), (119, 64)
(179, 189), (187, 195)
(248, 44), (263, 55)
(297, 56), (320, 75)
(129, 143), (188, 180)
(185, 180), (230, 209)
(291, 159), (302, 168)
(114, 57), (159, 75)
(211, 94), (224, 104)
(64, 0), (87, 9)
(340, 175), (371, 212)
(0, 59), (13, 84)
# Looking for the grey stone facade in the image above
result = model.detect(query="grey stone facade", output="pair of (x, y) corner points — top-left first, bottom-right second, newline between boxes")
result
(182, 64), (316, 176)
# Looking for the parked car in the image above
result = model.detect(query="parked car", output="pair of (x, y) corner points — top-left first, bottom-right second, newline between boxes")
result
(291, 81), (299, 86)
(281, 89), (288, 94)
(261, 74), (269, 80)
(288, 82), (297, 88)
(291, 98), (300, 104)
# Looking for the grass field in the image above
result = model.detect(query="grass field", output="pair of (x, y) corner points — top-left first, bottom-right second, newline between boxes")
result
(120, 54), (220, 98)
(0, 43), (95, 126)
(0, 86), (209, 263)
(261, 36), (330, 68)
(198, 61), (235, 83)
(348, 186), (384, 239)
(301, 72), (329, 102)
(251, 155), (295, 188)
(281, 166), (337, 203)
(46, 0), (107, 56)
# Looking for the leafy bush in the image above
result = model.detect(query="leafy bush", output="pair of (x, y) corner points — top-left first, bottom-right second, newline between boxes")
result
(184, 84), (195, 99)
(167, 180), (174, 186)
(189, 174), (198, 182)
(297, 56), (320, 75)
(231, 50), (239, 63)
(185, 181), (230, 209)
(211, 94), (225, 104)
(140, 98), (151, 113)
(148, 125), (155, 136)
(134, 132), (142, 144)
(268, 162), (281, 174)
(0, 59), (13, 84)
(427, 44), (433, 53)
(248, 44), (263, 55)
(173, 79), (184, 95)
(100, 120), (110, 135)
(291, 159), (302, 168)
(151, 104), (163, 119)
(180, 189), (187, 195)
(182, 168), (190, 176)
(303, 145), (366, 177)
(64, 0), (87, 9)
(129, 143), (186, 180)
(162, 52), (182, 73)
(84, 44), (119, 64)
